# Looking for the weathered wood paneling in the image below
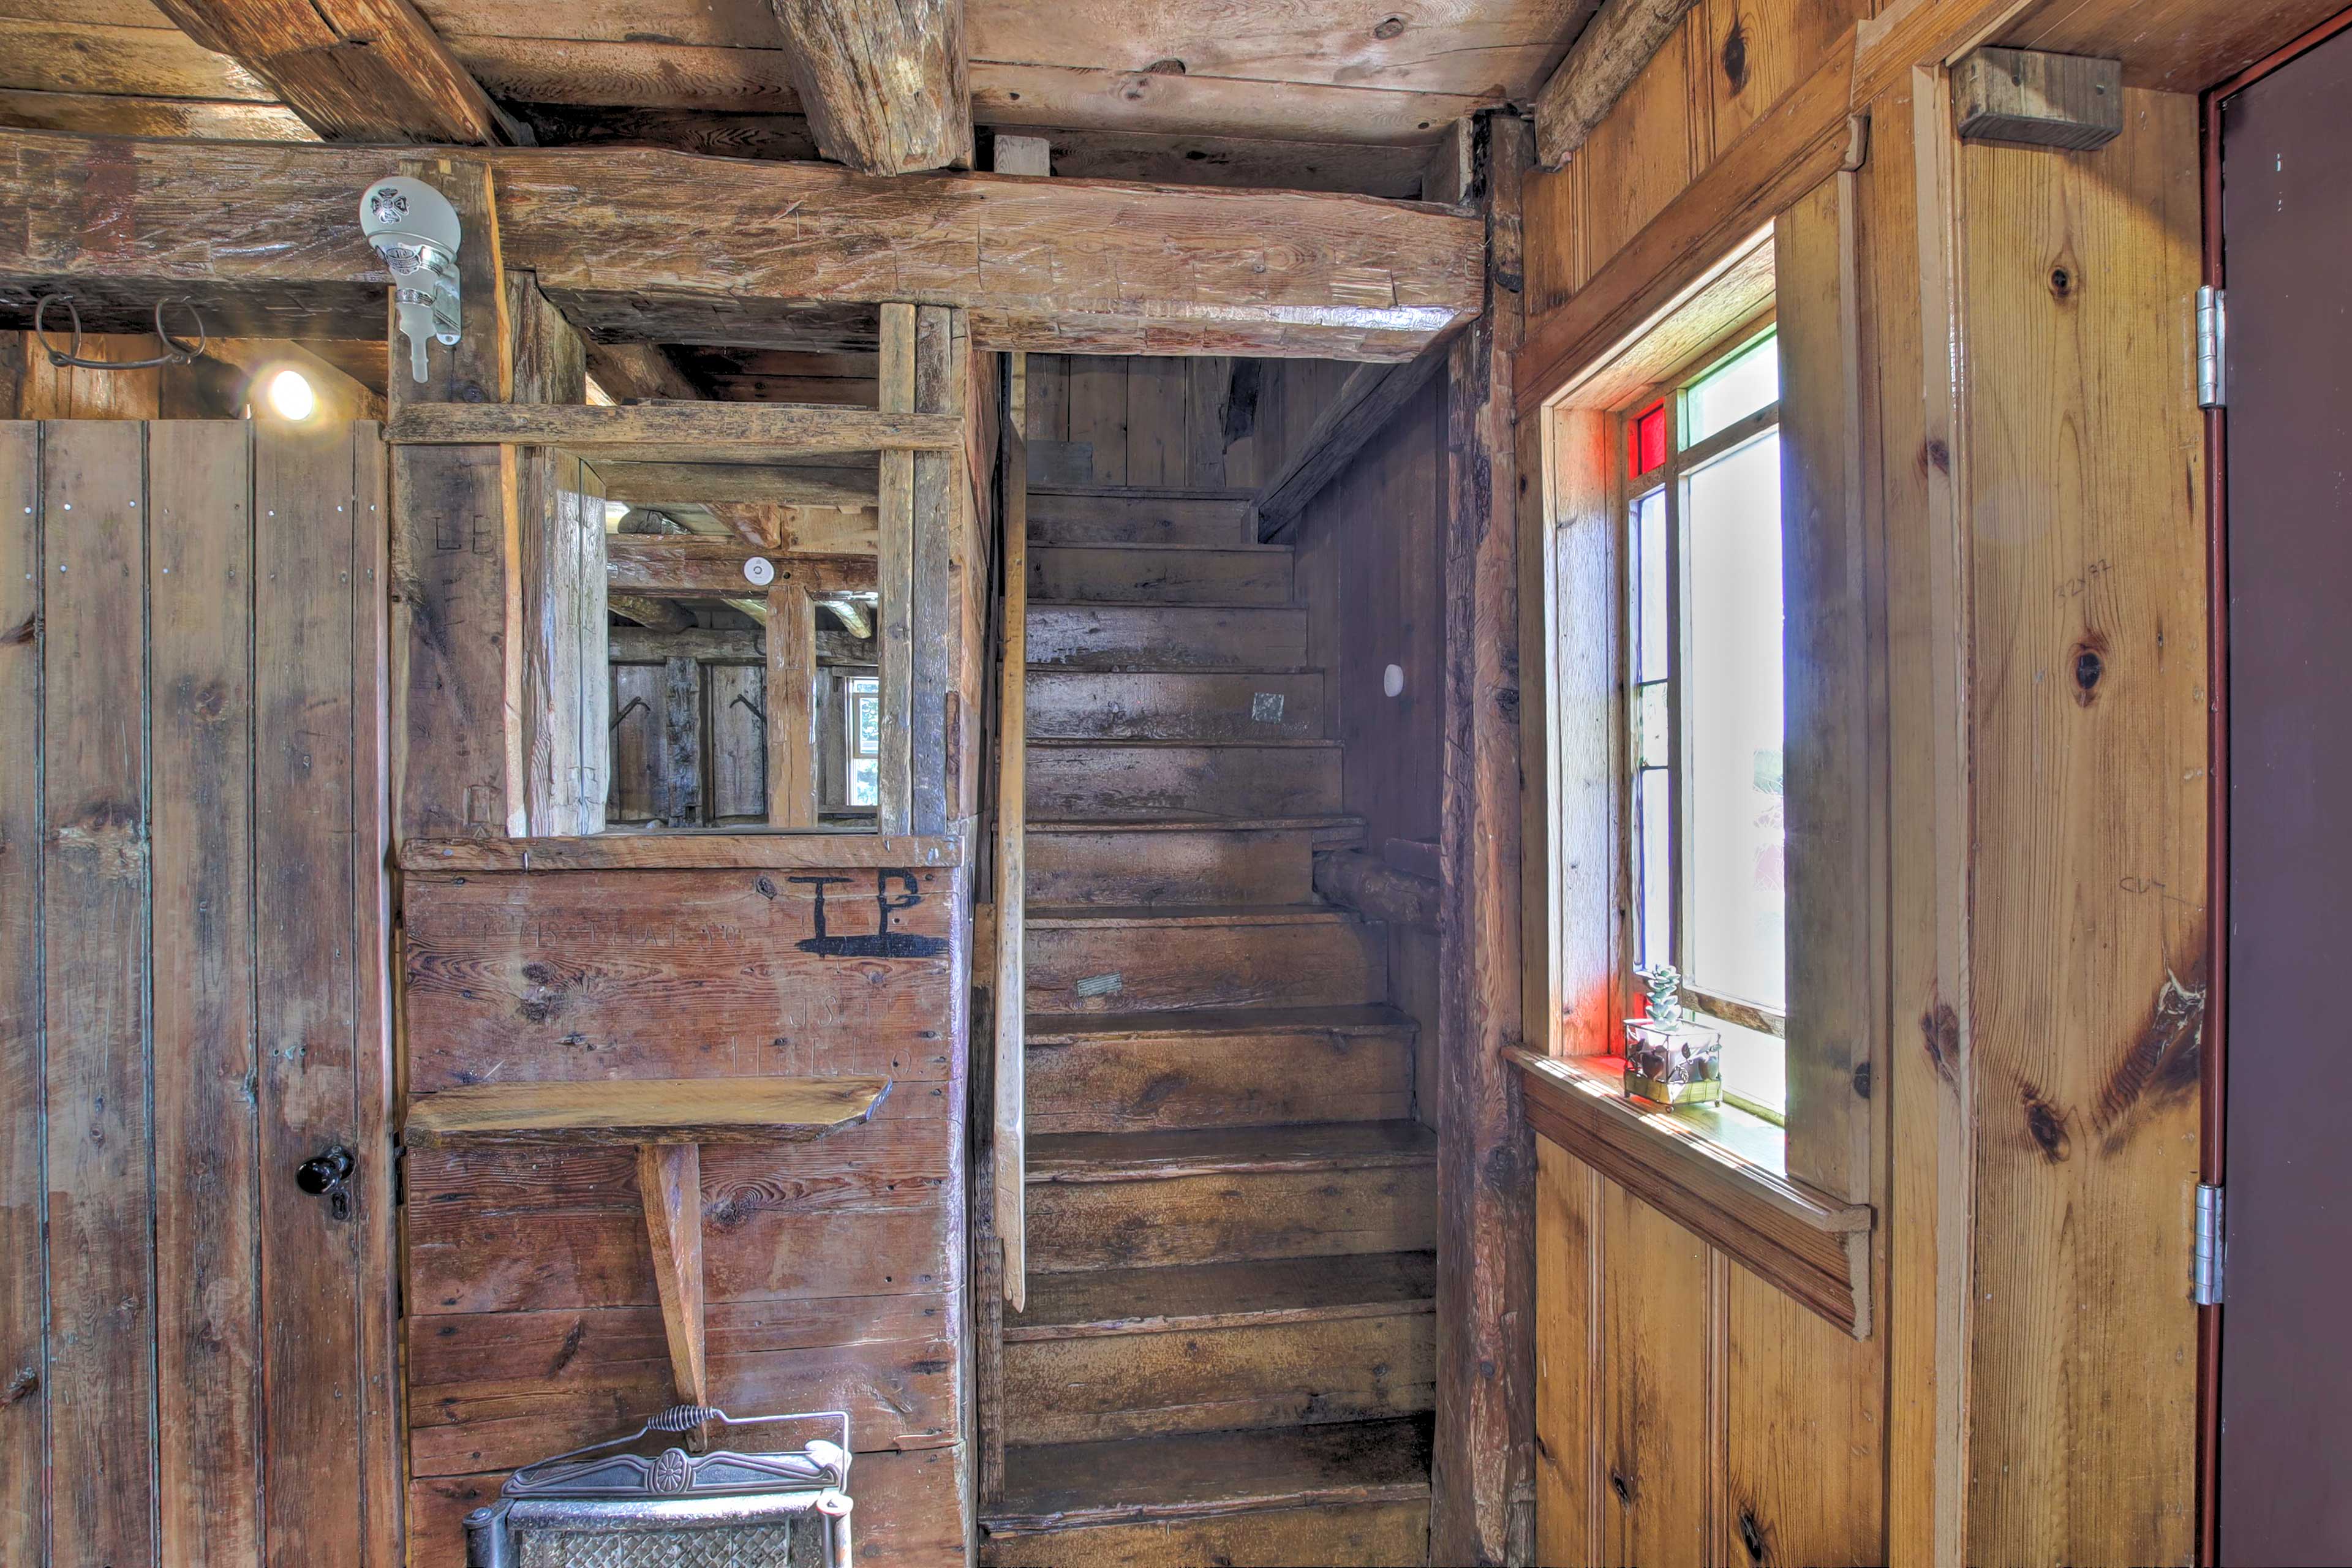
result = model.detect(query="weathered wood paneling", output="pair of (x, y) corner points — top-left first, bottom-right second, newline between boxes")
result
(0, 422), (40, 1568)
(399, 859), (974, 1563)
(1025, 355), (1357, 494)
(1, 419), (398, 1568)
(148, 422), (262, 1567)
(41, 420), (157, 1568)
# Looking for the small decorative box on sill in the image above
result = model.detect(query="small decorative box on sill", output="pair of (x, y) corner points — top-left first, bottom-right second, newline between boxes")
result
(1624, 963), (1722, 1108)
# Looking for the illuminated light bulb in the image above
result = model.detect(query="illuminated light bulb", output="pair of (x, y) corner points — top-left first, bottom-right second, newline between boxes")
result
(266, 368), (318, 421)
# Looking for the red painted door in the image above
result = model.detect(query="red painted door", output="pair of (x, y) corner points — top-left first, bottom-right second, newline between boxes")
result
(2216, 18), (2352, 1563)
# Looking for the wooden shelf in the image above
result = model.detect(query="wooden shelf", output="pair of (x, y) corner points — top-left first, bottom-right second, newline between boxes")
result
(405, 1074), (891, 1418)
(404, 1076), (892, 1150)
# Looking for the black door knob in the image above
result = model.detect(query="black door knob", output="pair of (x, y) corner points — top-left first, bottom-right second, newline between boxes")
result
(295, 1146), (355, 1196)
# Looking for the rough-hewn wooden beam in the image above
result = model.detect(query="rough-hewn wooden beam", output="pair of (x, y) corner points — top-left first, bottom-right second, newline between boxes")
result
(1433, 110), (1534, 1567)
(146, 0), (524, 145)
(609, 594), (693, 635)
(1255, 343), (1453, 539)
(609, 624), (872, 664)
(769, 0), (971, 175)
(386, 400), (963, 458)
(0, 132), (1480, 361)
(608, 536), (878, 598)
(595, 461), (877, 509)
(1532, 0), (1702, 166)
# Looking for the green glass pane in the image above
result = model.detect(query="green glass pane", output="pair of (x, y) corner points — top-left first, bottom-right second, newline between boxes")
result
(1684, 331), (1779, 448)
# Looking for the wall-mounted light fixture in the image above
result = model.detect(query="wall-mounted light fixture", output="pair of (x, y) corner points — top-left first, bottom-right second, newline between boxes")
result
(264, 367), (318, 421)
(359, 176), (464, 383)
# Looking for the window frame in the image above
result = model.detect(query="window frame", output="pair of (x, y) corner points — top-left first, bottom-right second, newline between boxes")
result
(845, 671), (882, 809)
(1613, 314), (1790, 1123)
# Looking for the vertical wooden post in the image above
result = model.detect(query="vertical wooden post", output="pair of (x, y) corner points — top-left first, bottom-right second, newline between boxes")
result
(767, 585), (820, 827)
(910, 304), (968, 836)
(1433, 109), (1537, 1568)
(508, 271), (604, 837)
(390, 156), (520, 839)
(657, 654), (702, 826)
(876, 303), (917, 833)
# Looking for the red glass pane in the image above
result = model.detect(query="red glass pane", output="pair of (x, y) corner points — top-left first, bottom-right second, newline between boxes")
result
(1629, 402), (1667, 477)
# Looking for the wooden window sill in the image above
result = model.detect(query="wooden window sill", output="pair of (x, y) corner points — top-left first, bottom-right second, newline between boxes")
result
(1510, 1047), (1873, 1336)
(399, 830), (967, 873)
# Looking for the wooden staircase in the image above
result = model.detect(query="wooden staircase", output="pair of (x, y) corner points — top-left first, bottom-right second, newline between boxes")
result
(981, 488), (1436, 1567)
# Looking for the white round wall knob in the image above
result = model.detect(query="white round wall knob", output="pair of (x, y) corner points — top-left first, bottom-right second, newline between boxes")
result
(1383, 663), (1405, 698)
(743, 556), (776, 586)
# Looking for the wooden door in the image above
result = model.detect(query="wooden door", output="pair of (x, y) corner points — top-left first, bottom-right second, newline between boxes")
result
(2215, 15), (2352, 1563)
(0, 420), (399, 1568)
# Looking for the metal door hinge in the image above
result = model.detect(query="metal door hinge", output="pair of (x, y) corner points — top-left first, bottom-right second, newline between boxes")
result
(2194, 1182), (2225, 1305)
(2197, 286), (2227, 409)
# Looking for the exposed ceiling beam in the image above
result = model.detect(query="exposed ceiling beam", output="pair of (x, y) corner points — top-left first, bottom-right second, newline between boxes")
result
(145, 0), (526, 145)
(0, 131), (1480, 361)
(768, 0), (972, 175)
(1532, 0), (1702, 166)
(609, 537), (877, 598)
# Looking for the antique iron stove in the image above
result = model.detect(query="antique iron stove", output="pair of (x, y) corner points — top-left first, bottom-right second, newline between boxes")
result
(465, 1406), (853, 1568)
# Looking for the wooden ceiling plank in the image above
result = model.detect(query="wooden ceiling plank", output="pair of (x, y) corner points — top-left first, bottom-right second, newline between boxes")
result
(144, 0), (525, 143)
(0, 88), (315, 141)
(0, 17), (276, 100)
(448, 34), (802, 114)
(767, 0), (972, 174)
(973, 60), (1487, 146)
(1532, 0), (1702, 165)
(0, 131), (1481, 360)
(967, 0), (1593, 99)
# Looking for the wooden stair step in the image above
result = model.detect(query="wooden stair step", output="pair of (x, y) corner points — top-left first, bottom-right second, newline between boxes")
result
(1001, 1254), (1436, 1445)
(1027, 669), (1325, 743)
(1029, 1121), (1437, 1180)
(1012, 1251), (1436, 1338)
(1027, 604), (1309, 671)
(1028, 487), (1256, 547)
(1025, 1002), (1414, 1044)
(1030, 543), (1294, 606)
(1025, 905), (1386, 1014)
(1025, 1002), (1414, 1132)
(981, 1418), (1432, 1567)
(1025, 739), (1343, 819)
(1023, 1122), (1438, 1272)
(1028, 816), (1362, 910)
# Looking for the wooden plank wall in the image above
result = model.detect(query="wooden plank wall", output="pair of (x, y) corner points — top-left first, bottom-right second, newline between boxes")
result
(1288, 372), (1450, 1131)
(0, 418), (399, 1568)
(1521, 0), (1871, 315)
(1520, 1), (2212, 1562)
(399, 861), (973, 1566)
(398, 351), (998, 1568)
(1022, 354), (1354, 492)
